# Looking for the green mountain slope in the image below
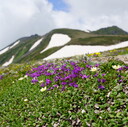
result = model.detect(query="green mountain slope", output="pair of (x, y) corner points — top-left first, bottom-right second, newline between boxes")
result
(0, 27), (128, 66)
(91, 26), (128, 35)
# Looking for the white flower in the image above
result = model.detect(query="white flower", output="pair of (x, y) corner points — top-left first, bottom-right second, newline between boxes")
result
(81, 109), (86, 113)
(107, 92), (111, 97)
(40, 87), (47, 92)
(90, 67), (98, 71)
(18, 77), (25, 80)
(112, 65), (121, 69)
(39, 80), (44, 83)
(24, 99), (28, 102)
(24, 75), (28, 78)
(18, 75), (28, 80)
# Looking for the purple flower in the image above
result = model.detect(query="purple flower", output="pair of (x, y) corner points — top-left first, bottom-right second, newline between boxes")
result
(98, 85), (105, 90)
(53, 84), (59, 87)
(102, 73), (106, 76)
(73, 84), (78, 88)
(95, 64), (100, 67)
(40, 83), (45, 87)
(93, 73), (98, 77)
(118, 79), (123, 83)
(118, 75), (121, 78)
(61, 82), (67, 85)
(86, 65), (92, 69)
(101, 79), (106, 83)
(98, 79), (106, 83)
(69, 82), (78, 87)
(124, 66), (128, 69)
(118, 67), (123, 71)
(82, 74), (90, 79)
(31, 78), (38, 84)
(61, 86), (66, 91)
(46, 79), (52, 85)
(0, 75), (4, 80)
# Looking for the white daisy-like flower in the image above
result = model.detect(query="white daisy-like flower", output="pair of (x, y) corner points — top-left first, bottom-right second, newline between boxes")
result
(112, 65), (121, 70)
(90, 67), (98, 71)
(24, 99), (28, 102)
(40, 87), (47, 92)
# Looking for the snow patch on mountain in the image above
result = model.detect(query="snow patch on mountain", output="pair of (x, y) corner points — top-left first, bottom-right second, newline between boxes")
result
(2, 55), (15, 66)
(44, 41), (128, 60)
(0, 47), (10, 55)
(0, 40), (20, 55)
(10, 40), (20, 49)
(29, 38), (43, 51)
(40, 34), (71, 53)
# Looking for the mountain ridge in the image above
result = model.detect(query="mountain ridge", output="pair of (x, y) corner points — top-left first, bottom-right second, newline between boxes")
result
(0, 26), (128, 66)
(91, 26), (128, 35)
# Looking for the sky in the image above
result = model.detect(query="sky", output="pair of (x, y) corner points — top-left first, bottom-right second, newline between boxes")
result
(0, 0), (128, 50)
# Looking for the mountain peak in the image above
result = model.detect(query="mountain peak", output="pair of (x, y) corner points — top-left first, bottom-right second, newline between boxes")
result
(92, 26), (128, 35)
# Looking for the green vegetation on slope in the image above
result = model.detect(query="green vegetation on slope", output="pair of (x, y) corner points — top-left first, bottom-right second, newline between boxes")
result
(0, 47), (128, 126)
(0, 27), (128, 66)
(91, 26), (128, 35)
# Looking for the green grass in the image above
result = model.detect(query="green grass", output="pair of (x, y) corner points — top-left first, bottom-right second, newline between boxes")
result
(0, 56), (128, 126)
(68, 35), (128, 45)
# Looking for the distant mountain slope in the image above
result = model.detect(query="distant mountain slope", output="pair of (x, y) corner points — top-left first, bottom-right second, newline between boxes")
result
(91, 26), (128, 35)
(0, 27), (128, 66)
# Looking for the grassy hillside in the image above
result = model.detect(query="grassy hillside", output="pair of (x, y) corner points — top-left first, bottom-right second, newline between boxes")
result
(0, 27), (128, 66)
(0, 35), (41, 65)
(91, 26), (128, 35)
(0, 49), (128, 126)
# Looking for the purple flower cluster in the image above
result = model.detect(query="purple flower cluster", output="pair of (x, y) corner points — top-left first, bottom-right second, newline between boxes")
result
(27, 61), (90, 91)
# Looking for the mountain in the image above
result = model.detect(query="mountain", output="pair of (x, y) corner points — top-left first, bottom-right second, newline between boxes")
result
(0, 27), (128, 66)
(91, 26), (128, 35)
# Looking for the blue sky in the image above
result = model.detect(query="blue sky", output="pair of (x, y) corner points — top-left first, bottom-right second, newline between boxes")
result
(48, 0), (68, 11)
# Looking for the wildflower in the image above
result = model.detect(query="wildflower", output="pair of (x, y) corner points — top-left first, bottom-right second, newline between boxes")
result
(53, 84), (59, 88)
(94, 104), (99, 109)
(93, 73), (98, 77)
(46, 79), (52, 85)
(86, 65), (92, 68)
(95, 52), (101, 55)
(31, 78), (38, 84)
(81, 109), (86, 113)
(82, 74), (90, 79)
(112, 65), (122, 70)
(18, 75), (28, 80)
(0, 75), (4, 80)
(98, 85), (105, 90)
(102, 73), (106, 76)
(40, 83), (45, 87)
(118, 67), (123, 71)
(98, 79), (106, 83)
(95, 64), (100, 67)
(107, 92), (111, 97)
(90, 67), (98, 72)
(24, 75), (28, 78)
(118, 79), (123, 83)
(24, 99), (28, 102)
(40, 87), (47, 92)
(39, 80), (44, 83)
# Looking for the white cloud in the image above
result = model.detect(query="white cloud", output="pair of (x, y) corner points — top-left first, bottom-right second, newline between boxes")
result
(0, 0), (128, 50)
(60, 0), (128, 31)
(0, 0), (56, 49)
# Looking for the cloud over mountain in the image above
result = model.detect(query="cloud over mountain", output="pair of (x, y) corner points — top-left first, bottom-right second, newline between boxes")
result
(0, 0), (128, 50)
